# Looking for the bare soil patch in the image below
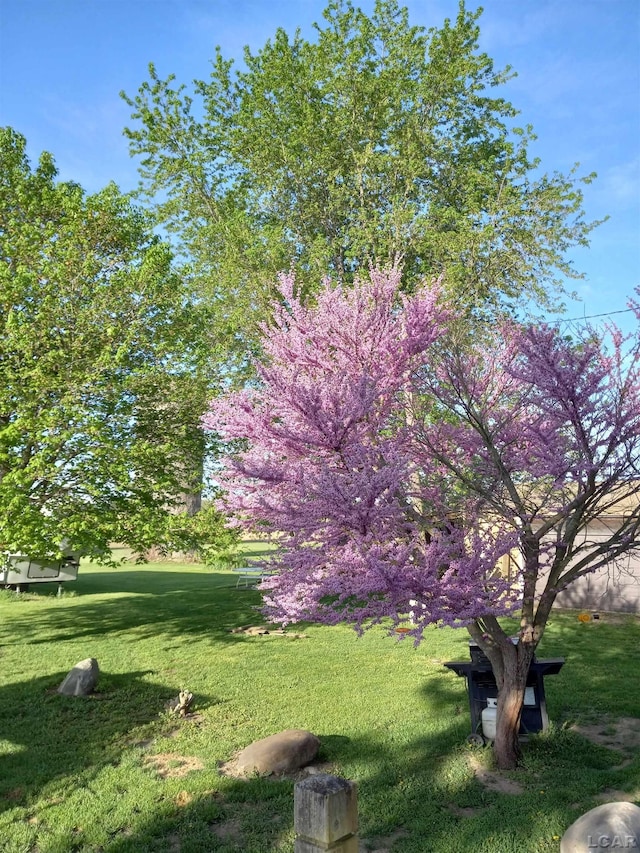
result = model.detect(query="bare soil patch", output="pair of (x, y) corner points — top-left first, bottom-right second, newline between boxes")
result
(143, 752), (204, 779)
(360, 827), (410, 852)
(219, 757), (335, 781)
(209, 818), (243, 843)
(448, 804), (484, 818)
(596, 787), (640, 803)
(165, 713), (206, 731)
(571, 716), (640, 752)
(467, 754), (524, 795)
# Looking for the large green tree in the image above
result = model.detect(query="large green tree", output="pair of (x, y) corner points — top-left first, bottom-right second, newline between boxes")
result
(123, 0), (598, 375)
(0, 127), (211, 562)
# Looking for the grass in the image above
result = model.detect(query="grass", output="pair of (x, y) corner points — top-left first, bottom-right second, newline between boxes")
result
(0, 555), (638, 853)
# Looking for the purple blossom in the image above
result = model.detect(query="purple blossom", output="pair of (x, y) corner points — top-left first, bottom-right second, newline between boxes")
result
(205, 271), (640, 642)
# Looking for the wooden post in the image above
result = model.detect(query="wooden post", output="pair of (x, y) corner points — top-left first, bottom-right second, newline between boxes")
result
(294, 774), (359, 852)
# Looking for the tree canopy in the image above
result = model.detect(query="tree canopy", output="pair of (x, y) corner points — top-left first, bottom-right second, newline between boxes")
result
(0, 127), (211, 561)
(122, 0), (599, 377)
(207, 267), (640, 768)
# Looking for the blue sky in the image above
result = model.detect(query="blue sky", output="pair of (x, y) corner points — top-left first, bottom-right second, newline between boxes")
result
(1, 0), (638, 333)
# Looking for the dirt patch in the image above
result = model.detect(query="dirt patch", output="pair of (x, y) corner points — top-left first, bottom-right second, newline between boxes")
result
(571, 716), (640, 752)
(360, 828), (410, 852)
(467, 754), (524, 795)
(448, 804), (484, 818)
(165, 713), (205, 732)
(131, 716), (205, 751)
(144, 752), (204, 779)
(210, 818), (243, 843)
(596, 787), (640, 803)
(219, 757), (335, 782)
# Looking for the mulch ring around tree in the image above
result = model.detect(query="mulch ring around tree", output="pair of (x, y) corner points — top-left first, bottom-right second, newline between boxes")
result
(228, 624), (308, 639)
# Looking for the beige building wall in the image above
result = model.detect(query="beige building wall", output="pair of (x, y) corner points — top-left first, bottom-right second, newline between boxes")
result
(533, 519), (640, 615)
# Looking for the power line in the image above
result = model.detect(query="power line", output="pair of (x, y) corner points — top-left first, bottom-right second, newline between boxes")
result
(545, 308), (636, 325)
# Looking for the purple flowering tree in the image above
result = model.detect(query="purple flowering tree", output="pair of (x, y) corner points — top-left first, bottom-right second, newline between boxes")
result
(205, 268), (640, 770)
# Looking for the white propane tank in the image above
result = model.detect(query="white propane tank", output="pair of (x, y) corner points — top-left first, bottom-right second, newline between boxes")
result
(481, 698), (498, 741)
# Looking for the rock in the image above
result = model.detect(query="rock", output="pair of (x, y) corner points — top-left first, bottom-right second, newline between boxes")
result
(560, 802), (640, 852)
(228, 729), (320, 777)
(166, 690), (194, 716)
(57, 658), (99, 696)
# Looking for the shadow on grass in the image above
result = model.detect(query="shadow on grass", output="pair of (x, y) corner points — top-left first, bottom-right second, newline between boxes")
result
(95, 690), (468, 853)
(0, 570), (268, 648)
(92, 677), (599, 852)
(1, 587), (636, 851)
(0, 670), (217, 815)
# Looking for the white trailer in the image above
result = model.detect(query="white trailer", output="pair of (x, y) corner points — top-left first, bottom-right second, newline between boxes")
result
(1, 550), (80, 593)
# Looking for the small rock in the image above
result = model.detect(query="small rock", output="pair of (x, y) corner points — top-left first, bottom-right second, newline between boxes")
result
(57, 658), (99, 696)
(166, 690), (194, 716)
(225, 729), (320, 777)
(560, 802), (640, 852)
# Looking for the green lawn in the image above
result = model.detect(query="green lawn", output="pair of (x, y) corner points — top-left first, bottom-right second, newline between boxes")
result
(0, 559), (638, 852)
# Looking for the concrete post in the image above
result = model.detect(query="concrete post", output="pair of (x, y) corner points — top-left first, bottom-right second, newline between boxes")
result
(294, 774), (359, 852)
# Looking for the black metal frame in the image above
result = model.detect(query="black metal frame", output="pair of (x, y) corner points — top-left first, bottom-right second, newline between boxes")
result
(444, 658), (565, 743)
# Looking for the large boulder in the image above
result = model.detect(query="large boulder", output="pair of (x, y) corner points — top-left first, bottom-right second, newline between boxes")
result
(561, 802), (640, 852)
(57, 658), (99, 696)
(225, 729), (320, 777)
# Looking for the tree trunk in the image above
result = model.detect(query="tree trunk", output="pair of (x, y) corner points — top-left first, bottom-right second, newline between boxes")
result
(493, 644), (533, 770)
(172, 432), (205, 518)
(468, 619), (537, 770)
(177, 487), (202, 517)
